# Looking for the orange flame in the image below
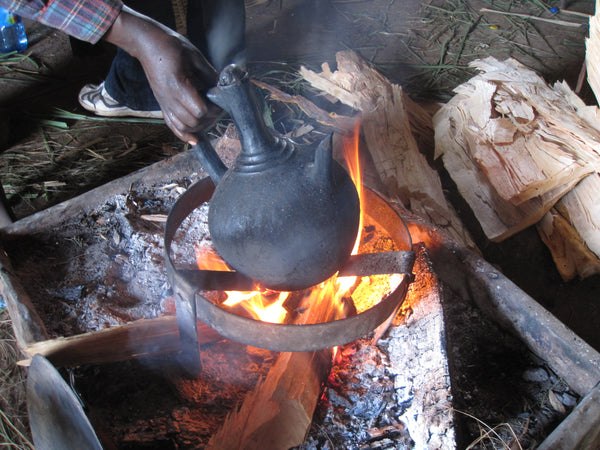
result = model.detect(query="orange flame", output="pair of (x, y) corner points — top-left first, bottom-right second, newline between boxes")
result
(223, 290), (289, 323)
(194, 244), (230, 271)
(333, 121), (364, 299)
(342, 121), (364, 255)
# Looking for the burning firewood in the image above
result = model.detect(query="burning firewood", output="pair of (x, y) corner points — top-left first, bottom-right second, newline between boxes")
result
(251, 79), (356, 133)
(433, 56), (600, 280)
(18, 316), (222, 367)
(300, 50), (476, 251)
(207, 348), (332, 449)
(206, 289), (347, 449)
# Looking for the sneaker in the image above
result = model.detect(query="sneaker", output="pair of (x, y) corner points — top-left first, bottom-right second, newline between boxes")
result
(78, 82), (163, 119)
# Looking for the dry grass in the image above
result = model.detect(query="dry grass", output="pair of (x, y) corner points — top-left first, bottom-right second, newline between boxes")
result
(0, 308), (33, 449)
(455, 409), (525, 450)
(0, 116), (182, 219)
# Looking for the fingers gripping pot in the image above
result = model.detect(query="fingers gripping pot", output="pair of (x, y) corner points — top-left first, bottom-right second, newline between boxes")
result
(194, 65), (360, 291)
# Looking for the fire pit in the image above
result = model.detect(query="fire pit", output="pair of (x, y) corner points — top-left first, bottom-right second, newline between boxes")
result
(164, 174), (415, 373)
(1, 146), (600, 448)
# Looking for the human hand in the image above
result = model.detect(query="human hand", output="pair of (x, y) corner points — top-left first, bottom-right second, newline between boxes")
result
(104, 7), (220, 144)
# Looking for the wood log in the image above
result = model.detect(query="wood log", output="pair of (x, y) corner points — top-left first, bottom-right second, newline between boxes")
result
(403, 205), (600, 448)
(0, 249), (49, 349)
(1, 150), (205, 237)
(382, 243), (455, 448)
(559, 173), (600, 258)
(18, 316), (222, 368)
(433, 57), (600, 242)
(300, 51), (476, 250)
(537, 207), (600, 281)
(207, 287), (349, 449)
(434, 57), (600, 277)
(404, 213), (600, 398)
(538, 383), (600, 450)
(207, 347), (331, 449)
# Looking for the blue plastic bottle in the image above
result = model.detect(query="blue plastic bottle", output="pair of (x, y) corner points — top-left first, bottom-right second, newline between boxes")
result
(0, 7), (28, 54)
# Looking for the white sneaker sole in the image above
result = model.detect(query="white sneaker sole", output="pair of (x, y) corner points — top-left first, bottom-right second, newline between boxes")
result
(78, 83), (164, 119)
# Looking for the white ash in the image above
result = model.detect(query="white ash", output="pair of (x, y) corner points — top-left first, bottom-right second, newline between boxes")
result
(4, 178), (212, 337)
(299, 246), (455, 450)
(381, 299), (456, 449)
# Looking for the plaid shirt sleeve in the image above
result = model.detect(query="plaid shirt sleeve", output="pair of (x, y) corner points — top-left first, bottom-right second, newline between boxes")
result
(0, 0), (123, 43)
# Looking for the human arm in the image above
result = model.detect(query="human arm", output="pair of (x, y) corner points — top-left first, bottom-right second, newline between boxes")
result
(1, 1), (219, 144)
(102, 6), (219, 144)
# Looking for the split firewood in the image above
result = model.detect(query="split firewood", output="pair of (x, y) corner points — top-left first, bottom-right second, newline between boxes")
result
(537, 207), (600, 281)
(537, 173), (600, 281)
(18, 315), (222, 367)
(300, 50), (476, 250)
(386, 244), (456, 448)
(139, 214), (168, 223)
(206, 290), (350, 449)
(559, 173), (600, 259)
(437, 129), (584, 241)
(434, 56), (600, 278)
(434, 57), (600, 242)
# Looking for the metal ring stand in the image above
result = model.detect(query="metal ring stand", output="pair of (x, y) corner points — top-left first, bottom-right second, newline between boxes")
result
(164, 177), (415, 372)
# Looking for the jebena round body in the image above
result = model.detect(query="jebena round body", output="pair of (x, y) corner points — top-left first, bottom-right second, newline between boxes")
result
(208, 146), (360, 291)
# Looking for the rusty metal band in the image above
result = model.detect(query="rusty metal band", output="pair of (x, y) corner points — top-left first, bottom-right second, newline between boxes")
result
(165, 177), (415, 353)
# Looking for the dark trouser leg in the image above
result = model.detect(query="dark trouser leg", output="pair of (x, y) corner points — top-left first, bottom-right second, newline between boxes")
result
(104, 48), (161, 111)
(104, 0), (246, 110)
(103, 1), (175, 111)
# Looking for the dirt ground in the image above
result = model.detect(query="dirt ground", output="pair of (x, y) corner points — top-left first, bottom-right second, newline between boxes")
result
(0, 0), (598, 447)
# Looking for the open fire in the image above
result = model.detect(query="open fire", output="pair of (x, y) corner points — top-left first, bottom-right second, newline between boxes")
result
(191, 124), (401, 328)
(163, 117), (415, 374)
(148, 123), (416, 447)
(0, 123), (583, 448)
